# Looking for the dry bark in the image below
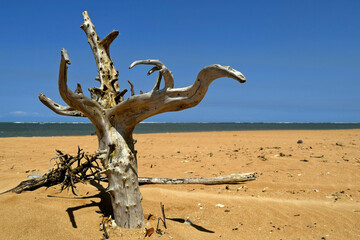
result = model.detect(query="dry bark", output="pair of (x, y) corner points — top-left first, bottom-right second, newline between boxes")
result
(36, 11), (247, 229)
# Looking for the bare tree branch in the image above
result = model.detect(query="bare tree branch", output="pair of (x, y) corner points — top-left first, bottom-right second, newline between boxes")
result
(109, 64), (246, 131)
(38, 94), (85, 117)
(128, 80), (135, 96)
(100, 30), (119, 56)
(80, 11), (121, 107)
(57, 49), (104, 132)
(129, 59), (174, 89)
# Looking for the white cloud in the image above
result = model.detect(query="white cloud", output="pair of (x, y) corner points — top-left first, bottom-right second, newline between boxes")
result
(10, 111), (27, 116)
(9, 111), (41, 117)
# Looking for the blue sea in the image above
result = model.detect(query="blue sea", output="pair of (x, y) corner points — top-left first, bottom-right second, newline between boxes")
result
(0, 122), (360, 137)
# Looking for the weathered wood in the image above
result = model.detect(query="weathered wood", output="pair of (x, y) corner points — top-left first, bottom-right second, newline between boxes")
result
(110, 63), (246, 133)
(37, 11), (247, 229)
(139, 173), (257, 185)
(57, 48), (105, 137)
(128, 80), (135, 96)
(80, 11), (120, 108)
(129, 59), (174, 89)
(2, 172), (256, 195)
(38, 94), (85, 117)
(2, 174), (53, 195)
(2, 149), (101, 195)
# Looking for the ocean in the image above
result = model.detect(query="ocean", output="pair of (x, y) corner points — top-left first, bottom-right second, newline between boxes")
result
(0, 122), (360, 137)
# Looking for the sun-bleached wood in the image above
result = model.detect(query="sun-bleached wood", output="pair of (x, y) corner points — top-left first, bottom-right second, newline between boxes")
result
(3, 173), (256, 195)
(38, 94), (85, 117)
(39, 11), (246, 229)
(139, 173), (256, 185)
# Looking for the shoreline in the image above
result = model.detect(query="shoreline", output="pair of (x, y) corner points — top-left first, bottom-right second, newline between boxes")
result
(2, 127), (360, 139)
(1, 122), (360, 138)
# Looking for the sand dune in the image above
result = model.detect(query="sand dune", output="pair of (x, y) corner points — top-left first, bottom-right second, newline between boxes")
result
(0, 130), (359, 239)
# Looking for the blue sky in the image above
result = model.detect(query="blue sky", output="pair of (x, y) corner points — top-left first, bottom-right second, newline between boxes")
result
(0, 0), (359, 123)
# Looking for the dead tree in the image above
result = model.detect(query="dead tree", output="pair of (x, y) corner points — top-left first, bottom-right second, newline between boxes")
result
(38, 11), (246, 229)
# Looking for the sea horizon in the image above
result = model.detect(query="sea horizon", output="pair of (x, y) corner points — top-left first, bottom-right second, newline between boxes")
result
(1, 122), (360, 138)
(4, 121), (360, 124)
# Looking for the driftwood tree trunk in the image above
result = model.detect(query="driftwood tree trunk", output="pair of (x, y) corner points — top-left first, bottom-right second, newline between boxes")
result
(38, 11), (246, 229)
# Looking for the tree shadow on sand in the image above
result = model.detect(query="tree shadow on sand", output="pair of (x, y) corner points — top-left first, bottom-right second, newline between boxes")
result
(48, 180), (113, 228)
(48, 181), (215, 233)
(166, 218), (215, 233)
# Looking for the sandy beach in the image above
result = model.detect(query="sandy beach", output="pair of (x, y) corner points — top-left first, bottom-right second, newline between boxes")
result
(0, 129), (359, 239)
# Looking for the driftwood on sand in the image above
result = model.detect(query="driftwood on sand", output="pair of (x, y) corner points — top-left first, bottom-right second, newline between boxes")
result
(138, 173), (257, 185)
(17, 11), (247, 228)
(2, 149), (256, 195)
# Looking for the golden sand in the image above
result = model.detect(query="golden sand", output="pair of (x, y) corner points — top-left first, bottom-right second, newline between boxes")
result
(0, 130), (359, 239)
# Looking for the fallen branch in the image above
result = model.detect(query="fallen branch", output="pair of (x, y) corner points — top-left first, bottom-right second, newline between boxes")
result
(139, 173), (257, 185)
(1, 149), (256, 195)
(1, 148), (101, 195)
(3, 172), (256, 195)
